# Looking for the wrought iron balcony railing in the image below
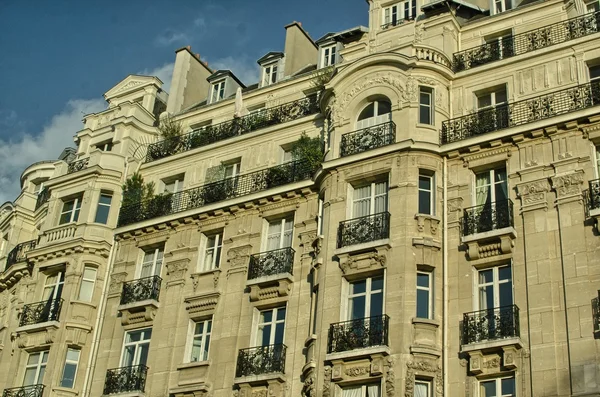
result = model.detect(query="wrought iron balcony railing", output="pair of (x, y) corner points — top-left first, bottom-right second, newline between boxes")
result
(441, 80), (600, 144)
(103, 365), (148, 395)
(235, 344), (286, 377)
(452, 11), (600, 72)
(328, 314), (390, 353)
(19, 298), (63, 326)
(589, 179), (600, 211)
(593, 291), (600, 333)
(35, 187), (50, 210)
(4, 240), (36, 273)
(2, 385), (45, 397)
(462, 305), (520, 345)
(337, 212), (391, 248)
(67, 158), (89, 174)
(118, 160), (316, 227)
(145, 95), (320, 163)
(340, 121), (396, 157)
(462, 199), (514, 237)
(248, 247), (295, 280)
(120, 275), (162, 305)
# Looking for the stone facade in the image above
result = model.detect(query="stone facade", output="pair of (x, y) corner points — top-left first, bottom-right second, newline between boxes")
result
(2, 1), (600, 396)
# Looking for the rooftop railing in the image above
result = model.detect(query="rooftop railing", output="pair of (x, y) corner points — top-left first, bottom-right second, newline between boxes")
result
(103, 365), (148, 395)
(4, 240), (36, 273)
(248, 247), (294, 280)
(118, 160), (316, 227)
(235, 344), (286, 377)
(327, 315), (390, 353)
(452, 11), (600, 72)
(19, 298), (63, 326)
(441, 80), (600, 144)
(145, 95), (320, 163)
(340, 121), (396, 157)
(462, 305), (520, 345)
(462, 199), (514, 237)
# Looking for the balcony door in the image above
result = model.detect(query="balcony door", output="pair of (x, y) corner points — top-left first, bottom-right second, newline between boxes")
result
(42, 271), (64, 320)
(140, 248), (163, 278)
(23, 351), (49, 386)
(476, 88), (508, 132)
(257, 307), (286, 347)
(121, 329), (152, 367)
(347, 277), (384, 321)
(474, 168), (508, 232)
(356, 100), (392, 130)
(266, 218), (293, 251)
(476, 265), (513, 340)
(353, 182), (388, 219)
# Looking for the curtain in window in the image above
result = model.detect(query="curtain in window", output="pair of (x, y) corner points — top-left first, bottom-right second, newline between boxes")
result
(494, 169), (508, 202)
(353, 185), (372, 217)
(414, 383), (429, 397)
(374, 181), (388, 213)
(342, 386), (363, 397)
(367, 384), (381, 397)
(476, 173), (490, 206)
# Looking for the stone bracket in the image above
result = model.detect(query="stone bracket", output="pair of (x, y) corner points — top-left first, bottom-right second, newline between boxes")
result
(249, 279), (292, 302)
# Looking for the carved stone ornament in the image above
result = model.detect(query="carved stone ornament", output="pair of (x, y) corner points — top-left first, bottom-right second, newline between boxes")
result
(345, 366), (370, 377)
(227, 245), (251, 268)
(340, 73), (406, 112)
(405, 361), (443, 397)
(299, 231), (318, 255)
(551, 171), (584, 199)
(302, 372), (316, 397)
(516, 179), (550, 207)
(413, 23), (424, 44)
(185, 292), (219, 317)
(323, 365), (332, 397)
(108, 272), (127, 295)
(166, 259), (189, 284)
(385, 357), (396, 397)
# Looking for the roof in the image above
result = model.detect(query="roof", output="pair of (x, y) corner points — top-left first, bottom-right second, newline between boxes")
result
(207, 70), (247, 88)
(421, 0), (485, 13)
(257, 52), (285, 65)
(331, 26), (369, 41)
(315, 32), (336, 45)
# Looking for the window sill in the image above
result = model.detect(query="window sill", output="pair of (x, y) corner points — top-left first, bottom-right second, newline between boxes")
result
(416, 123), (437, 131)
(51, 386), (79, 397)
(70, 300), (97, 309)
(412, 317), (440, 327)
(334, 239), (391, 257)
(15, 320), (60, 335)
(177, 360), (210, 370)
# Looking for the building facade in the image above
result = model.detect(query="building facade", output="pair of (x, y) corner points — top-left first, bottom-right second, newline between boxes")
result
(2, 0), (600, 396)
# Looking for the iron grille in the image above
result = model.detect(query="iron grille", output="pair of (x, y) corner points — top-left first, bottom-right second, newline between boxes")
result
(248, 247), (295, 280)
(67, 158), (89, 174)
(327, 315), (390, 353)
(340, 121), (396, 157)
(235, 344), (286, 377)
(2, 385), (44, 397)
(120, 275), (162, 305)
(337, 212), (391, 248)
(145, 95), (320, 162)
(462, 199), (514, 237)
(19, 298), (63, 326)
(35, 187), (50, 210)
(118, 160), (316, 227)
(4, 240), (36, 273)
(441, 80), (600, 144)
(103, 365), (148, 395)
(452, 11), (600, 72)
(589, 179), (600, 211)
(462, 305), (520, 345)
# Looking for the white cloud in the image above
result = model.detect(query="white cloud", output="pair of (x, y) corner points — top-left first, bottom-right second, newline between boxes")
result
(140, 63), (174, 93)
(210, 56), (260, 86)
(154, 30), (189, 46)
(0, 99), (106, 204)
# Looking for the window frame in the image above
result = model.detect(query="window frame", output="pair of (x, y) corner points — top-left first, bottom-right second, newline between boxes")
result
(265, 217), (294, 251)
(418, 171), (435, 216)
(416, 270), (433, 319)
(256, 306), (287, 346)
(321, 44), (337, 67)
(351, 180), (389, 218)
(139, 247), (164, 278)
(262, 62), (278, 86)
(479, 374), (516, 397)
(162, 176), (184, 194)
(211, 80), (226, 103)
(199, 232), (223, 272)
(589, 64), (600, 82)
(341, 382), (381, 397)
(23, 350), (49, 386)
(95, 141), (113, 152)
(414, 379), (432, 397)
(59, 348), (81, 388)
(59, 195), (83, 225)
(120, 328), (152, 367)
(475, 263), (513, 311)
(43, 270), (65, 301)
(473, 167), (508, 206)
(476, 86), (508, 110)
(187, 318), (212, 363)
(345, 275), (385, 321)
(418, 86), (434, 125)
(77, 265), (97, 302)
(94, 192), (112, 224)
(493, 0), (512, 14)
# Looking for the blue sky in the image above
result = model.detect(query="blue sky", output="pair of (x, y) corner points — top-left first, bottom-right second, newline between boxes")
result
(0, 0), (368, 203)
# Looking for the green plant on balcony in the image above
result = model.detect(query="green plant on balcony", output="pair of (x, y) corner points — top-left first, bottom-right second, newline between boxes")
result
(291, 132), (323, 172)
(153, 115), (185, 158)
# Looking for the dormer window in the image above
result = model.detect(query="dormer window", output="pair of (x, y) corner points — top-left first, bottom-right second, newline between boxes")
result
(211, 80), (226, 103)
(263, 63), (278, 86)
(493, 0), (512, 14)
(382, 0), (417, 28)
(322, 45), (337, 67)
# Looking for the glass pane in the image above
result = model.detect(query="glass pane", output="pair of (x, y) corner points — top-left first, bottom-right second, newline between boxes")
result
(23, 367), (37, 386)
(122, 345), (135, 367)
(420, 105), (431, 124)
(203, 335), (210, 359)
(206, 320), (212, 333)
(370, 291), (383, 317)
(499, 282), (513, 307)
(496, 89), (508, 104)
(59, 212), (72, 224)
(83, 267), (96, 280)
(137, 344), (150, 366)
(481, 380), (497, 397)
(195, 322), (205, 335)
(99, 194), (112, 205)
(419, 190), (431, 214)
(371, 277), (384, 291)
(417, 289), (430, 318)
(276, 308), (286, 321)
(358, 103), (375, 120)
(67, 349), (80, 361)
(60, 363), (77, 388)
(419, 91), (431, 105)
(377, 100), (392, 115)
(480, 285), (494, 310)
(478, 94), (492, 109)
(62, 201), (75, 213)
(499, 266), (511, 281)
(274, 322), (285, 344)
(260, 324), (272, 346)
(417, 273), (430, 288)
(479, 269), (493, 284)
(37, 366), (46, 384)
(191, 337), (202, 362)
(78, 280), (94, 302)
(419, 176), (431, 190)
(501, 377), (515, 395)
(27, 352), (40, 366)
(261, 310), (273, 323)
(94, 204), (110, 224)
(351, 280), (367, 295)
(350, 295), (366, 320)
(128, 331), (141, 343)
(41, 351), (49, 363)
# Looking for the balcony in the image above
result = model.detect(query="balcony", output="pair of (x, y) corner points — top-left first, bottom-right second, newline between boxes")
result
(462, 200), (514, 237)
(462, 305), (520, 346)
(248, 247), (294, 280)
(120, 276), (162, 305)
(452, 11), (600, 72)
(327, 315), (390, 353)
(35, 187), (50, 210)
(441, 81), (600, 144)
(67, 158), (89, 174)
(118, 160), (316, 227)
(593, 291), (600, 334)
(337, 212), (390, 248)
(19, 298), (63, 326)
(4, 240), (36, 273)
(145, 95), (319, 163)
(235, 344), (286, 378)
(2, 385), (44, 397)
(589, 179), (600, 217)
(340, 121), (396, 157)
(103, 365), (148, 395)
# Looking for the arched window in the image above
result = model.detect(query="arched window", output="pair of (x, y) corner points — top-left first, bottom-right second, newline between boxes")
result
(356, 99), (392, 129)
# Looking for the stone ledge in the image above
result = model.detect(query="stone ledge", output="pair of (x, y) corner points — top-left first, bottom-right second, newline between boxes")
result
(333, 239), (391, 257)
(246, 272), (293, 288)
(15, 320), (60, 335)
(233, 372), (285, 384)
(461, 336), (523, 353)
(325, 345), (390, 362)
(176, 360), (210, 370)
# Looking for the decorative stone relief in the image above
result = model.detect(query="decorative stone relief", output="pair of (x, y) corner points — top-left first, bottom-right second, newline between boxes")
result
(249, 280), (292, 302)
(323, 365), (332, 397)
(405, 360), (443, 397)
(551, 171), (584, 200)
(385, 357), (396, 397)
(413, 23), (424, 44)
(345, 366), (370, 377)
(108, 272), (127, 295)
(226, 245), (252, 278)
(340, 73), (406, 112)
(337, 250), (387, 275)
(299, 231), (318, 256)
(165, 258), (189, 286)
(302, 372), (316, 397)
(516, 179), (550, 208)
(185, 292), (219, 317)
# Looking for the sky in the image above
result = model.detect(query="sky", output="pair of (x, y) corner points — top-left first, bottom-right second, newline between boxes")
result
(0, 0), (368, 203)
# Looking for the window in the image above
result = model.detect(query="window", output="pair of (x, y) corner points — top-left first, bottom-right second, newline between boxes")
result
(493, 0), (512, 14)
(200, 232), (222, 271)
(382, 0), (416, 27)
(588, 64), (600, 105)
(317, 196), (324, 236)
(419, 87), (434, 125)
(163, 176), (184, 194)
(59, 195), (82, 224)
(224, 161), (241, 179)
(357, 99), (392, 129)
(140, 247), (164, 278)
(322, 44), (337, 67)
(586, 0), (600, 12)
(352, 181), (388, 218)
(418, 172), (434, 215)
(60, 348), (80, 388)
(416, 271), (433, 319)
(211, 80), (226, 103)
(342, 383), (381, 397)
(78, 266), (97, 302)
(189, 318), (212, 362)
(477, 264), (513, 311)
(266, 218), (293, 251)
(414, 380), (432, 397)
(23, 350), (49, 386)
(282, 148), (293, 164)
(480, 375), (515, 396)
(43, 270), (65, 301)
(596, 145), (600, 178)
(263, 63), (278, 86)
(94, 193), (112, 224)
(477, 87), (508, 110)
(121, 328), (152, 367)
(485, 32), (514, 60)
(96, 141), (113, 152)
(475, 167), (507, 208)
(258, 307), (286, 346)
(33, 180), (46, 195)
(347, 276), (384, 320)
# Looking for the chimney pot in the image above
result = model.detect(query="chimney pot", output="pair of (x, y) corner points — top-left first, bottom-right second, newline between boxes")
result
(186, 45), (191, 50)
